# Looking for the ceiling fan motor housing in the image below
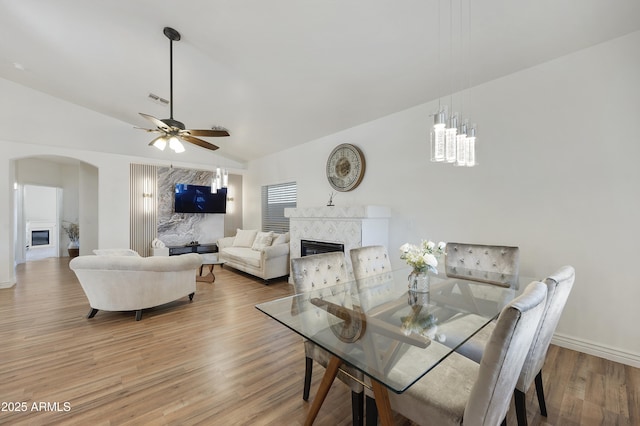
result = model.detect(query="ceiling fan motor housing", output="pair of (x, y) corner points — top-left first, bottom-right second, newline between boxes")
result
(161, 118), (186, 130)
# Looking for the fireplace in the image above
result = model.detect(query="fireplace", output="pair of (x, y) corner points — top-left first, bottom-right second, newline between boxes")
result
(31, 230), (50, 246)
(301, 240), (344, 257)
(27, 222), (56, 249)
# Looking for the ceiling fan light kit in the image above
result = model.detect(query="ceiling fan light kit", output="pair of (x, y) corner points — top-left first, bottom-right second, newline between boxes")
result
(137, 27), (229, 153)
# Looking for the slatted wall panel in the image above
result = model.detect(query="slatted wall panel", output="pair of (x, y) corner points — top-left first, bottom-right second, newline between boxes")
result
(130, 164), (158, 257)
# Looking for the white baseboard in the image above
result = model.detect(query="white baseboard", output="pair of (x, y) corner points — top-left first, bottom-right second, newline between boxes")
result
(0, 280), (16, 289)
(552, 332), (640, 368)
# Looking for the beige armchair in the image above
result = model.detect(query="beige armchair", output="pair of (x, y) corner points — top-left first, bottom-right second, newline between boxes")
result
(290, 252), (365, 426)
(70, 253), (202, 321)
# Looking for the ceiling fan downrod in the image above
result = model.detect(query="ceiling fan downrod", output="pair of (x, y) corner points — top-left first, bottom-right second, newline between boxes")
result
(163, 27), (181, 126)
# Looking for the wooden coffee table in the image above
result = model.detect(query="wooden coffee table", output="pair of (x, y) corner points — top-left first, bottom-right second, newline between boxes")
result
(197, 253), (226, 283)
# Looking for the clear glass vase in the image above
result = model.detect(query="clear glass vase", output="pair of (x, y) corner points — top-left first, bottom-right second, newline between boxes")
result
(408, 270), (430, 293)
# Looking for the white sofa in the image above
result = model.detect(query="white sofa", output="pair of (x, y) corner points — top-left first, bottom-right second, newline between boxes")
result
(217, 230), (290, 280)
(69, 251), (203, 321)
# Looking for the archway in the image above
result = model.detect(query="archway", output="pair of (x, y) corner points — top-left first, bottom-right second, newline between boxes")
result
(13, 155), (99, 265)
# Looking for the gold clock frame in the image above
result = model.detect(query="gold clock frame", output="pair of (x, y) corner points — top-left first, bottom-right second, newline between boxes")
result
(326, 143), (366, 192)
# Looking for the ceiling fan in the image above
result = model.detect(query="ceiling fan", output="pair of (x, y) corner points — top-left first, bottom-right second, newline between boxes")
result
(137, 27), (229, 153)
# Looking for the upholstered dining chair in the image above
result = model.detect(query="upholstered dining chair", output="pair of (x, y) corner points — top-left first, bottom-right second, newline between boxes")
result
(350, 245), (391, 279)
(349, 245), (393, 311)
(445, 242), (520, 287)
(385, 281), (548, 426)
(349, 245), (395, 422)
(451, 265), (575, 426)
(290, 252), (365, 426)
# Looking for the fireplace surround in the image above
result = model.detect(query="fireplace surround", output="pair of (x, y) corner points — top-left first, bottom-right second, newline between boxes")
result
(286, 205), (390, 279)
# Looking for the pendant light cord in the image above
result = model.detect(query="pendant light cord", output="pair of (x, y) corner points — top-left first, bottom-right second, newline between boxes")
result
(437, 0), (441, 111)
(449, 0), (454, 115)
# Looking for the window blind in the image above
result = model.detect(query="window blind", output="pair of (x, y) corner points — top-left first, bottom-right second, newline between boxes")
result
(261, 182), (297, 233)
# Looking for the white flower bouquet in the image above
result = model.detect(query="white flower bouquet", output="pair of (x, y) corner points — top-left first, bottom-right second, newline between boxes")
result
(399, 240), (446, 274)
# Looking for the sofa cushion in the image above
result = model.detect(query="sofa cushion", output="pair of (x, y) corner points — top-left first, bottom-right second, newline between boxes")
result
(93, 248), (140, 256)
(233, 229), (258, 247)
(252, 231), (274, 250)
(222, 247), (262, 268)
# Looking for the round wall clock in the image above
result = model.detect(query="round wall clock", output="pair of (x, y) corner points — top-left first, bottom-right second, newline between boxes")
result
(326, 143), (366, 192)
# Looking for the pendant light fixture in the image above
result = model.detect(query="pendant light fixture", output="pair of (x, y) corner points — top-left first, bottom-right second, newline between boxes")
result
(465, 125), (476, 167)
(211, 166), (229, 193)
(430, 110), (446, 162)
(430, 0), (477, 167)
(445, 114), (457, 163)
(455, 121), (468, 166)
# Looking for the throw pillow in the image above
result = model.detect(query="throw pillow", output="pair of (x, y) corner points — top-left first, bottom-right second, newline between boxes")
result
(251, 231), (274, 251)
(272, 232), (290, 245)
(233, 229), (258, 247)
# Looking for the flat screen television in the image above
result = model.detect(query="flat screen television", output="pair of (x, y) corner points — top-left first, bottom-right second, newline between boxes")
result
(174, 184), (227, 214)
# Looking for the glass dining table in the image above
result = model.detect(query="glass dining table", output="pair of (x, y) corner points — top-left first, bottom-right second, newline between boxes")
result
(256, 267), (535, 425)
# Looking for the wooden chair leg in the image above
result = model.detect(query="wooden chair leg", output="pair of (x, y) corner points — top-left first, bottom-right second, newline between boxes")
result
(351, 391), (364, 426)
(304, 356), (341, 426)
(303, 356), (312, 401)
(535, 369), (548, 417)
(514, 388), (528, 426)
(366, 395), (378, 426)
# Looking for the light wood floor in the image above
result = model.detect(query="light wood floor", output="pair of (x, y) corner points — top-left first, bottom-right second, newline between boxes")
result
(0, 258), (637, 425)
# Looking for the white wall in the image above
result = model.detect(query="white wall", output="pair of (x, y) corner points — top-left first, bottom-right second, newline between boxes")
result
(79, 162), (99, 255)
(24, 185), (56, 222)
(244, 32), (640, 366)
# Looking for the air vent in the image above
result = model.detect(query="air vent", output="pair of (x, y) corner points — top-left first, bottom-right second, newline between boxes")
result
(148, 93), (169, 105)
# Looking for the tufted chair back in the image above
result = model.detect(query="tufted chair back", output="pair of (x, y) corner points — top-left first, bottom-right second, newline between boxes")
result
(350, 245), (394, 312)
(291, 251), (349, 293)
(445, 242), (520, 287)
(350, 245), (391, 278)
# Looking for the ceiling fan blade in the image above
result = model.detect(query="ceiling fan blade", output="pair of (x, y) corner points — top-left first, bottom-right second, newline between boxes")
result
(139, 113), (171, 132)
(181, 135), (219, 151)
(134, 126), (163, 133)
(184, 128), (230, 137)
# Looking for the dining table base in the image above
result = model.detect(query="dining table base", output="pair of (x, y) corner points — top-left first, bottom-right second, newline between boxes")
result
(304, 355), (394, 426)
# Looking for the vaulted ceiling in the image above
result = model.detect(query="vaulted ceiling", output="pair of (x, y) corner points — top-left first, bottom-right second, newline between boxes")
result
(1, 0), (639, 162)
